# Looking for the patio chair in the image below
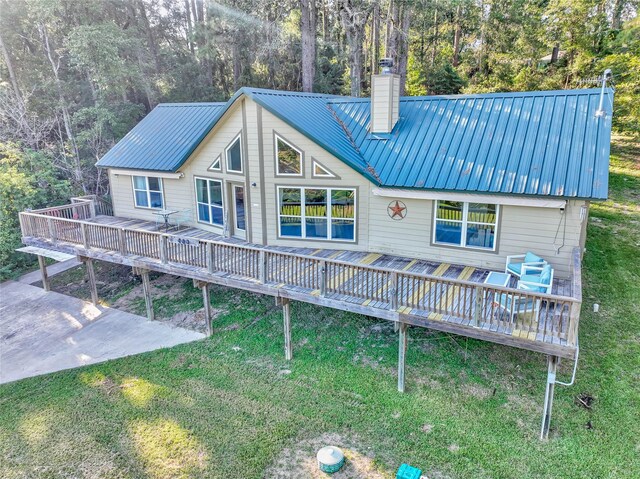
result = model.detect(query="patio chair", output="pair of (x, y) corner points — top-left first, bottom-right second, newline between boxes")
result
(170, 209), (192, 231)
(505, 251), (548, 278)
(154, 212), (165, 230)
(517, 264), (554, 294)
(494, 291), (541, 323)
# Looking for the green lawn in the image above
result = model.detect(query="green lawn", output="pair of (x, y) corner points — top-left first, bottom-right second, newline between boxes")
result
(1, 137), (639, 479)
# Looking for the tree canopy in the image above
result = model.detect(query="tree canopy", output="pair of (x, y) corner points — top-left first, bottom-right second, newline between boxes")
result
(0, 0), (637, 277)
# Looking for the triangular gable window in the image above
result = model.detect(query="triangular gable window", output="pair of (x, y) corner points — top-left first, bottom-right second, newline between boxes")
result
(208, 156), (221, 171)
(276, 134), (303, 176)
(226, 134), (243, 173)
(312, 159), (338, 179)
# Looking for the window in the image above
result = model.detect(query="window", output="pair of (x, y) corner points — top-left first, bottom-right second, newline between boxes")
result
(195, 177), (224, 226)
(132, 176), (164, 209)
(226, 134), (243, 173)
(275, 135), (302, 175)
(312, 159), (336, 178)
(208, 156), (221, 171)
(278, 187), (356, 241)
(433, 200), (498, 250)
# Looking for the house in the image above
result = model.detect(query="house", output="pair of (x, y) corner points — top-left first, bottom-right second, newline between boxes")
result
(96, 73), (612, 280)
(19, 70), (613, 439)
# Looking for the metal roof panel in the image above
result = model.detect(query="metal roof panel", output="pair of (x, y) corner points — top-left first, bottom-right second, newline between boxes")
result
(97, 87), (613, 200)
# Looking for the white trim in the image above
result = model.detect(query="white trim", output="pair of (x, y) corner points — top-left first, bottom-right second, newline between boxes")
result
(131, 175), (164, 209)
(432, 200), (499, 251)
(311, 159), (336, 178)
(231, 184), (247, 239)
(275, 133), (303, 176)
(277, 186), (356, 242)
(208, 156), (222, 171)
(194, 176), (224, 227)
(112, 168), (182, 179)
(225, 133), (243, 173)
(372, 188), (567, 209)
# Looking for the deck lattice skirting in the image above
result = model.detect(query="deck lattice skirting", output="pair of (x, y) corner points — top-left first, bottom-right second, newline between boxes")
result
(19, 200), (581, 359)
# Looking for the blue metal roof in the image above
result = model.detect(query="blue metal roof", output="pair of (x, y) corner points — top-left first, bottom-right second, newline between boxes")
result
(328, 88), (612, 199)
(243, 88), (371, 178)
(97, 87), (613, 200)
(96, 102), (226, 171)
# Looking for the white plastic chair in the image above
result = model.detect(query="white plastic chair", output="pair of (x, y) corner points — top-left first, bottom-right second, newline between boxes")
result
(505, 252), (548, 278)
(170, 209), (192, 231)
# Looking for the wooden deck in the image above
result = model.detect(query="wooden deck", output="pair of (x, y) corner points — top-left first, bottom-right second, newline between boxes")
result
(19, 201), (581, 359)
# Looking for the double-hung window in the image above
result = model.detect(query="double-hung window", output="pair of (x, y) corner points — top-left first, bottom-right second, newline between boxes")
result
(278, 187), (356, 241)
(195, 177), (224, 226)
(132, 176), (164, 209)
(433, 201), (498, 250)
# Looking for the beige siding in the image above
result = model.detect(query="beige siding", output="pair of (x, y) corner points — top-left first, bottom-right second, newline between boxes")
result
(367, 195), (585, 278)
(258, 107), (371, 250)
(371, 74), (400, 133)
(108, 171), (191, 223)
(244, 98), (263, 243)
(109, 101), (249, 237)
(180, 100), (247, 237)
(107, 93), (586, 278)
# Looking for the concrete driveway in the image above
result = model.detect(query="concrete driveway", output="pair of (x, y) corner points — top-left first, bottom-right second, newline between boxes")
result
(0, 281), (205, 384)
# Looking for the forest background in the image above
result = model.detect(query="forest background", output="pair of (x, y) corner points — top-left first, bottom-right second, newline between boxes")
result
(0, 0), (638, 278)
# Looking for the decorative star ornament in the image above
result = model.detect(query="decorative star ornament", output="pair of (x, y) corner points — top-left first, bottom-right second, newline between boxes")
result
(387, 200), (407, 220)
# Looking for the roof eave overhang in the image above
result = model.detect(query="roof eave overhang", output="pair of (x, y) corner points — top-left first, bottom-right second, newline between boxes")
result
(372, 187), (604, 205)
(244, 91), (381, 187)
(108, 168), (184, 179)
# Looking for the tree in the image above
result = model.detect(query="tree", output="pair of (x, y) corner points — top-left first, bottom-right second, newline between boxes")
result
(338, 0), (374, 97)
(300, 0), (317, 92)
(0, 143), (71, 279)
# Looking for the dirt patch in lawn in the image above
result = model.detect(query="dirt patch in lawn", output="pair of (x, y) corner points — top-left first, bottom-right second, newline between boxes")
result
(47, 262), (224, 334)
(110, 273), (225, 334)
(264, 433), (391, 479)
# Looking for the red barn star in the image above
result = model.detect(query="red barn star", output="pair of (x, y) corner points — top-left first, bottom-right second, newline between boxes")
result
(388, 200), (407, 219)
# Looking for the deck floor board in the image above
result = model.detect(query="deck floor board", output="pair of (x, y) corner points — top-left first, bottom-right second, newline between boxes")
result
(22, 214), (579, 355)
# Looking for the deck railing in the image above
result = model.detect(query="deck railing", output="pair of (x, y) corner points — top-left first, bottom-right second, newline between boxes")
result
(71, 195), (114, 217)
(19, 205), (582, 348)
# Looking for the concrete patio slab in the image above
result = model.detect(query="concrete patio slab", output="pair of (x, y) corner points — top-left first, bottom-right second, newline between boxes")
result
(17, 257), (81, 285)
(0, 281), (205, 384)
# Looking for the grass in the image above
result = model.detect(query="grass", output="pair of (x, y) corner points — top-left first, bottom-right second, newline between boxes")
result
(1, 136), (639, 478)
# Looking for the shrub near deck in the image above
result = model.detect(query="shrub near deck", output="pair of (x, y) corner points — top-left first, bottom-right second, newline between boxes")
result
(1, 137), (638, 478)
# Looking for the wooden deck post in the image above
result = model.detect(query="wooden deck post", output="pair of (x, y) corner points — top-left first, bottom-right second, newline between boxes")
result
(84, 258), (99, 306)
(320, 261), (327, 297)
(473, 285), (483, 327)
(135, 268), (154, 321)
(540, 355), (559, 440)
(47, 217), (57, 243)
(37, 255), (50, 292)
(207, 242), (215, 274)
(118, 229), (127, 255)
(282, 298), (292, 360)
(159, 235), (168, 264)
(194, 281), (213, 336)
(391, 272), (399, 333)
(398, 322), (408, 392)
(259, 249), (267, 283)
(80, 222), (89, 249)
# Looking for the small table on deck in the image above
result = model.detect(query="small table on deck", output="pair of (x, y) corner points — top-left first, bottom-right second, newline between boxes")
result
(483, 271), (512, 318)
(152, 209), (178, 232)
(484, 271), (511, 288)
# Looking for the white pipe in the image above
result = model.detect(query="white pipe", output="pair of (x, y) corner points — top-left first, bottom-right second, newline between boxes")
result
(555, 338), (579, 387)
(595, 69), (612, 117)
